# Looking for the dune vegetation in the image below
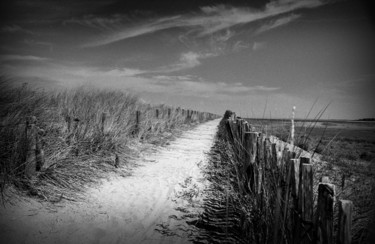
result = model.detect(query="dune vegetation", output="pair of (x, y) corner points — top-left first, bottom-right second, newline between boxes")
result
(0, 77), (218, 202)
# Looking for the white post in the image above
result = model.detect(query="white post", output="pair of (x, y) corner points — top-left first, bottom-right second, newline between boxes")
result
(291, 106), (296, 147)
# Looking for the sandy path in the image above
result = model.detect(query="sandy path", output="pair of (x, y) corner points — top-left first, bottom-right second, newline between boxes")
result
(0, 119), (220, 244)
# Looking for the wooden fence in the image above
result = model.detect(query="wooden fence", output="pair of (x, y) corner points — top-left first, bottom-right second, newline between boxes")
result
(22, 108), (218, 179)
(224, 111), (353, 244)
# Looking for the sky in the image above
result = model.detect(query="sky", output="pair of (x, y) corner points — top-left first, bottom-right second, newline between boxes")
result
(1, 0), (374, 119)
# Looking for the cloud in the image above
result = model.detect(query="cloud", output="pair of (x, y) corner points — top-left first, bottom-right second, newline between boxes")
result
(80, 0), (326, 47)
(1, 24), (34, 34)
(2, 58), (280, 99)
(233, 41), (250, 52)
(24, 39), (54, 51)
(0, 54), (49, 62)
(151, 51), (216, 73)
(255, 13), (301, 34)
(252, 41), (267, 51)
(150, 75), (280, 97)
(63, 14), (125, 31)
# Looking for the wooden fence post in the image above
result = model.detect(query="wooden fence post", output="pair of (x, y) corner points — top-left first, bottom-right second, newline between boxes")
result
(257, 133), (265, 194)
(337, 200), (353, 244)
(134, 110), (140, 135)
(244, 132), (257, 192)
(155, 109), (159, 119)
(271, 143), (278, 171)
(264, 138), (273, 170)
(226, 120), (235, 144)
(25, 116), (37, 179)
(315, 183), (335, 244)
(291, 158), (300, 244)
(291, 158), (300, 199)
(168, 108), (171, 119)
(299, 161), (314, 244)
(66, 115), (71, 133)
(101, 112), (106, 134)
(281, 157), (294, 242)
(237, 119), (244, 145)
(73, 117), (79, 132)
(35, 127), (45, 171)
(273, 186), (283, 244)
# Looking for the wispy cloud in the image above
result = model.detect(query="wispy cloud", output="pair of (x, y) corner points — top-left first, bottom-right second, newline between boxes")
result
(0, 54), (49, 62)
(255, 13), (301, 34)
(150, 51), (216, 73)
(151, 75), (280, 96)
(252, 41), (267, 51)
(1, 24), (34, 35)
(24, 39), (54, 51)
(2, 59), (280, 98)
(233, 41), (250, 52)
(79, 0), (326, 47)
(63, 14), (125, 31)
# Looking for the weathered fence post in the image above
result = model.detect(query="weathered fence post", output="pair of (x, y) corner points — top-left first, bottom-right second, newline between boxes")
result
(186, 110), (190, 122)
(72, 117), (79, 132)
(226, 120), (235, 144)
(291, 158), (301, 244)
(244, 132), (257, 192)
(168, 108), (171, 119)
(264, 138), (272, 170)
(271, 143), (278, 170)
(24, 116), (45, 177)
(25, 116), (37, 179)
(101, 112), (106, 134)
(257, 133), (265, 194)
(66, 115), (71, 132)
(298, 159), (314, 244)
(134, 110), (140, 135)
(281, 157), (294, 242)
(273, 186), (283, 244)
(35, 127), (45, 171)
(315, 183), (335, 244)
(337, 200), (353, 244)
(155, 109), (159, 119)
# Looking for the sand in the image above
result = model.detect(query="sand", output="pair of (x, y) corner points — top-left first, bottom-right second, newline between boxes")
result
(0, 119), (220, 244)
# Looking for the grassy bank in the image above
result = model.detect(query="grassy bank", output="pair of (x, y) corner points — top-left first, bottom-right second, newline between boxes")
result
(0, 78), (218, 202)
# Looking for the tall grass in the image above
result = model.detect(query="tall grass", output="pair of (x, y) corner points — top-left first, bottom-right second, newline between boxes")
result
(0, 77), (217, 202)
(206, 109), (374, 243)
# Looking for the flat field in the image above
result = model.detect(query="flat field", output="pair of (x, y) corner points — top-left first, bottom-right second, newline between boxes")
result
(245, 118), (375, 162)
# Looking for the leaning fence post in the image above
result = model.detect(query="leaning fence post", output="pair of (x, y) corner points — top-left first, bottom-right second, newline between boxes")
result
(315, 183), (335, 244)
(337, 200), (353, 244)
